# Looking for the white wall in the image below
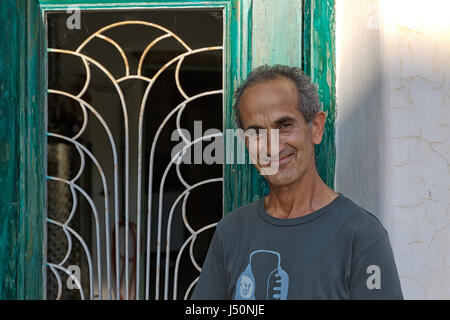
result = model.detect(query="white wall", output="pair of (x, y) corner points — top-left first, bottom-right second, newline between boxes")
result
(336, 0), (450, 299)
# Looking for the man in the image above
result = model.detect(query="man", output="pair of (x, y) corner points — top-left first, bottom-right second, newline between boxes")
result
(192, 65), (403, 300)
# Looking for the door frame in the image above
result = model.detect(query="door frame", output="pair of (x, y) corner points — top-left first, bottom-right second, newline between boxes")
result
(0, 0), (335, 299)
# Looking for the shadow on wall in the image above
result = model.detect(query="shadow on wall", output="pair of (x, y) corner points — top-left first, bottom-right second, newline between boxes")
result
(335, 0), (385, 218)
(335, 0), (450, 299)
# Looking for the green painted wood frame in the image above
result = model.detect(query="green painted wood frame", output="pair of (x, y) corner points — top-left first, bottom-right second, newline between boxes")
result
(0, 0), (46, 300)
(304, 0), (336, 189)
(0, 0), (335, 299)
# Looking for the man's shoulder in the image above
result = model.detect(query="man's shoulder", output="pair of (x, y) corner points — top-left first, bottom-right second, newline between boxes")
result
(341, 195), (386, 228)
(215, 198), (261, 233)
(337, 194), (389, 245)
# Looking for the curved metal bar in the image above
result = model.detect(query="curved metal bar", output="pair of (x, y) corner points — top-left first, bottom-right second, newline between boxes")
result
(173, 223), (218, 300)
(143, 90), (221, 300)
(142, 88), (222, 300)
(77, 58), (91, 98)
(72, 144), (86, 184)
(47, 175), (102, 300)
(47, 132), (113, 299)
(48, 89), (121, 299)
(48, 49), (128, 300)
(164, 177), (222, 299)
(175, 103), (191, 145)
(184, 276), (199, 300)
(172, 49), (224, 187)
(151, 46), (223, 83)
(45, 178), (76, 268)
(95, 34), (130, 77)
(48, 218), (94, 300)
(76, 21), (192, 54)
(139, 49), (222, 298)
(174, 103), (191, 189)
(175, 155), (190, 189)
(48, 25), (225, 301)
(189, 234), (201, 272)
(138, 33), (173, 76)
(47, 94), (87, 182)
(158, 133), (222, 299)
(175, 57), (189, 100)
(47, 263), (63, 300)
(71, 101), (88, 140)
(117, 75), (153, 83)
(138, 48), (222, 299)
(48, 263), (86, 300)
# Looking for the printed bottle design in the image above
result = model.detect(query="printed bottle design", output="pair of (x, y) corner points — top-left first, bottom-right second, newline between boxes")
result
(235, 250), (289, 300)
(267, 266), (289, 300)
(235, 264), (256, 300)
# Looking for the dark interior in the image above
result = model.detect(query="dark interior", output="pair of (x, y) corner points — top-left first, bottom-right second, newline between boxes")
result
(46, 8), (223, 300)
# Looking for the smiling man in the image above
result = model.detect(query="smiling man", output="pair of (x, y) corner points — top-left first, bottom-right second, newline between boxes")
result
(191, 65), (403, 300)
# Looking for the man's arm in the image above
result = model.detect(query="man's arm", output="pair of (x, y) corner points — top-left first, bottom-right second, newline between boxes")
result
(191, 230), (229, 300)
(348, 233), (403, 299)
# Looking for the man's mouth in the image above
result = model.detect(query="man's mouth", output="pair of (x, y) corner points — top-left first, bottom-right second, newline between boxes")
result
(260, 153), (295, 168)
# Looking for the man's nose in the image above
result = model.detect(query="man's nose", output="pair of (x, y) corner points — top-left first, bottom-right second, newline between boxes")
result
(260, 129), (281, 158)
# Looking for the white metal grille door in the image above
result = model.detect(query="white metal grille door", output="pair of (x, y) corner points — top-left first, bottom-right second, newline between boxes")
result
(46, 9), (224, 300)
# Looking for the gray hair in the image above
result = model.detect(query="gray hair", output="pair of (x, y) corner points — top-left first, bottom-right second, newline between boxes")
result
(233, 64), (322, 128)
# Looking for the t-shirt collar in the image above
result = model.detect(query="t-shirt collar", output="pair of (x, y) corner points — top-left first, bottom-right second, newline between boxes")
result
(258, 193), (345, 226)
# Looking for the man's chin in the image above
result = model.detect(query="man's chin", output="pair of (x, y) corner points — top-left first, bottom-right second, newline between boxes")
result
(262, 171), (297, 186)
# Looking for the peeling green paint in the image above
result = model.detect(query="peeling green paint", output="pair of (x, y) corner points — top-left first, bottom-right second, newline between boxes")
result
(224, 0), (260, 213)
(0, 0), (45, 300)
(304, 0), (336, 189)
(39, 0), (232, 9)
(0, 0), (22, 300)
(225, 0), (336, 214)
(252, 0), (303, 67)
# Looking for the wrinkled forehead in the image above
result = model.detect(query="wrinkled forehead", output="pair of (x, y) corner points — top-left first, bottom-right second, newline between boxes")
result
(242, 76), (299, 104)
(239, 77), (304, 128)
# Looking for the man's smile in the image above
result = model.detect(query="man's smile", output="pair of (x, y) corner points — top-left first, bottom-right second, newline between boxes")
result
(260, 152), (296, 169)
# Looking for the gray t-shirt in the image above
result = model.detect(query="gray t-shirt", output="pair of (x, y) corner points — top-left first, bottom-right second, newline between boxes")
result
(191, 193), (403, 300)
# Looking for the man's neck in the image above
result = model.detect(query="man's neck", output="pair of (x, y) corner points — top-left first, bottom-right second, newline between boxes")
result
(264, 167), (338, 219)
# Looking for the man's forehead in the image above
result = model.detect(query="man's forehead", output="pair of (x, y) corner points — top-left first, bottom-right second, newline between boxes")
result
(241, 77), (299, 108)
(241, 106), (306, 133)
(242, 76), (298, 100)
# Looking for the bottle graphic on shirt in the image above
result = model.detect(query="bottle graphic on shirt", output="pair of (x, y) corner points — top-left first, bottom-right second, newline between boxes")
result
(234, 250), (289, 300)
(267, 266), (289, 300)
(235, 264), (256, 300)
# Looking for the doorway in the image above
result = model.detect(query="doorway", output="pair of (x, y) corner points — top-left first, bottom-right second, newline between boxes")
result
(46, 8), (223, 300)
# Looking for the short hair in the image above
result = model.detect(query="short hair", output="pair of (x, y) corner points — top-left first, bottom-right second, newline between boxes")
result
(233, 64), (322, 128)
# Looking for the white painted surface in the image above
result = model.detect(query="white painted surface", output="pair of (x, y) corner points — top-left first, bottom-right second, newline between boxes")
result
(336, 0), (450, 299)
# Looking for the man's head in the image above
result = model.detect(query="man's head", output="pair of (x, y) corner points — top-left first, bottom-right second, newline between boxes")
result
(233, 64), (326, 186)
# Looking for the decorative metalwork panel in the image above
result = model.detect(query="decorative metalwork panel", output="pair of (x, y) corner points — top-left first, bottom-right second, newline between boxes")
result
(46, 9), (224, 300)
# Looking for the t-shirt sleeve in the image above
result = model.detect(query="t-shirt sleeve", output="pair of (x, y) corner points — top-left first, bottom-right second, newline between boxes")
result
(191, 229), (228, 300)
(348, 233), (403, 300)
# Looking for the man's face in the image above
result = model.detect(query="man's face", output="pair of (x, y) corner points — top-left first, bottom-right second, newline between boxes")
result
(239, 77), (322, 186)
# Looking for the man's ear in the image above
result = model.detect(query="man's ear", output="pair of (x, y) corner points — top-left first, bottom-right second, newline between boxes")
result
(311, 111), (326, 145)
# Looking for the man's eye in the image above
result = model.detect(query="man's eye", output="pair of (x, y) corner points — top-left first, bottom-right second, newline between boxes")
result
(281, 122), (292, 128)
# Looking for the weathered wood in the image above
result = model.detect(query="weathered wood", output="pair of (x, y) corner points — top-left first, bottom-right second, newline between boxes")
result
(303, 0), (336, 189)
(18, 0), (46, 300)
(224, 0), (304, 214)
(252, 0), (303, 66)
(0, 0), (46, 300)
(0, 0), (21, 300)
(39, 0), (231, 8)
